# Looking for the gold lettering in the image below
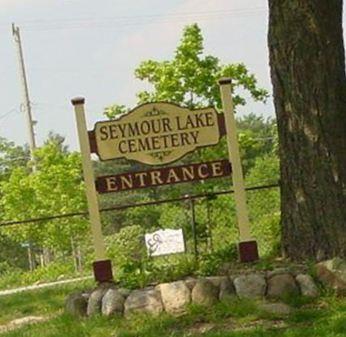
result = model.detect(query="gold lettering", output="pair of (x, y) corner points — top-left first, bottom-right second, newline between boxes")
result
(166, 168), (181, 183)
(211, 162), (223, 177)
(120, 175), (133, 190)
(181, 166), (195, 181)
(197, 164), (209, 179)
(150, 171), (163, 185)
(135, 172), (147, 187)
(105, 177), (118, 191)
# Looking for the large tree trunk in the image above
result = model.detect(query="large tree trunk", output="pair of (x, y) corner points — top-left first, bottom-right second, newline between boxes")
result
(268, 0), (346, 260)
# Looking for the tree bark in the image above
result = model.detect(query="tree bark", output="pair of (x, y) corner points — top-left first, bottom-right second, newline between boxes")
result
(70, 236), (78, 273)
(27, 243), (34, 271)
(268, 0), (346, 260)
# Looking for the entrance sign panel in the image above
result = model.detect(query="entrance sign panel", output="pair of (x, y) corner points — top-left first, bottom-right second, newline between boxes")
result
(96, 160), (231, 193)
(145, 229), (185, 257)
(93, 102), (220, 165)
(72, 76), (259, 283)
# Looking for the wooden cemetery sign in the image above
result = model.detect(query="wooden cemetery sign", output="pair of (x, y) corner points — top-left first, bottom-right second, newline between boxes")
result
(96, 160), (231, 193)
(71, 78), (259, 283)
(89, 102), (222, 165)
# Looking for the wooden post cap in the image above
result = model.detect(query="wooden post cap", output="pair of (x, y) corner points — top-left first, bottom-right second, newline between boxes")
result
(218, 78), (232, 85)
(93, 259), (113, 283)
(238, 240), (259, 263)
(71, 97), (85, 106)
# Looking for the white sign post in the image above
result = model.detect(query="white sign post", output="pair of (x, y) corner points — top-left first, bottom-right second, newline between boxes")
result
(145, 229), (186, 257)
(218, 78), (259, 262)
(71, 97), (113, 282)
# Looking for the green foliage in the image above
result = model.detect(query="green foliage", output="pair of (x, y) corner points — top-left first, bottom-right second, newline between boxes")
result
(0, 260), (89, 291)
(197, 244), (237, 276)
(106, 225), (149, 288)
(107, 225), (146, 267)
(135, 24), (268, 109)
(0, 137), (88, 250)
(106, 225), (197, 288)
(103, 104), (129, 119)
(246, 155), (280, 256)
(0, 137), (30, 182)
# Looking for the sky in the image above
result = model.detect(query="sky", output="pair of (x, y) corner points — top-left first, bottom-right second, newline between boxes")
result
(0, 0), (297, 150)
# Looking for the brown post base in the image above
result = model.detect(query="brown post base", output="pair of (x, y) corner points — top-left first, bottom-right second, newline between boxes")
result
(93, 259), (113, 283)
(238, 240), (259, 263)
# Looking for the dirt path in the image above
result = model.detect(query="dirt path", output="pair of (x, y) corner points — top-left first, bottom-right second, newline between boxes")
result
(0, 315), (49, 334)
(0, 276), (93, 297)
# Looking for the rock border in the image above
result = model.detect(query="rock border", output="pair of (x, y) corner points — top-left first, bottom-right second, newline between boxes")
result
(66, 270), (320, 317)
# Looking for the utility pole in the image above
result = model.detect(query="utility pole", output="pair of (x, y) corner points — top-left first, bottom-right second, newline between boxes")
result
(12, 23), (37, 271)
(12, 23), (37, 167)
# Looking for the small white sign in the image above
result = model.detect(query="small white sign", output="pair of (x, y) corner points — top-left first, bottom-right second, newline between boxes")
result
(145, 229), (185, 257)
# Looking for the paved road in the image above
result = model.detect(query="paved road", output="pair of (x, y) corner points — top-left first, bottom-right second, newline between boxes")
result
(0, 276), (93, 296)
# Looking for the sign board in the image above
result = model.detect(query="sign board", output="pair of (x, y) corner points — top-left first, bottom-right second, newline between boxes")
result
(96, 159), (231, 193)
(92, 102), (221, 165)
(145, 228), (185, 257)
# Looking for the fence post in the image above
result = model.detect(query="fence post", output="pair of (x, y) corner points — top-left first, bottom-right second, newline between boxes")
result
(71, 97), (113, 282)
(218, 78), (259, 262)
(190, 198), (199, 261)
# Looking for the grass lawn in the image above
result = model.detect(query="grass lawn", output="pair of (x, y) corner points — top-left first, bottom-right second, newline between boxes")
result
(0, 279), (94, 326)
(0, 291), (345, 337)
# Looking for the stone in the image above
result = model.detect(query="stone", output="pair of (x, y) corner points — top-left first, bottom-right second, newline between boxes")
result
(267, 268), (291, 279)
(65, 292), (88, 317)
(315, 258), (346, 295)
(267, 273), (299, 299)
(296, 274), (319, 298)
(259, 302), (292, 316)
(205, 276), (229, 288)
(124, 288), (163, 317)
(184, 277), (197, 290)
(97, 282), (116, 290)
(219, 262), (233, 275)
(87, 287), (107, 316)
(101, 289), (125, 316)
(159, 281), (191, 314)
(118, 288), (131, 298)
(233, 274), (266, 299)
(191, 279), (219, 306)
(219, 277), (236, 301)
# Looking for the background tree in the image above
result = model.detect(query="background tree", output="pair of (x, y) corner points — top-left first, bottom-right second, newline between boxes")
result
(0, 137), (29, 181)
(268, 0), (346, 260)
(135, 23), (268, 109)
(99, 23), (272, 237)
(1, 136), (88, 269)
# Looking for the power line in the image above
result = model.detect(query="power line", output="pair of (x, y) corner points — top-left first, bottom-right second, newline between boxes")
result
(0, 108), (19, 123)
(18, 7), (266, 25)
(17, 7), (266, 32)
(20, 7), (266, 25)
